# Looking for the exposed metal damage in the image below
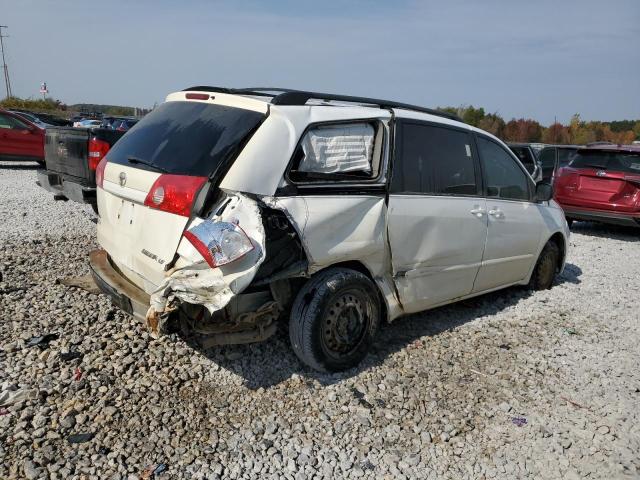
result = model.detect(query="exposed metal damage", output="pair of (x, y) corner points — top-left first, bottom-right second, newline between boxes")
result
(144, 191), (307, 345)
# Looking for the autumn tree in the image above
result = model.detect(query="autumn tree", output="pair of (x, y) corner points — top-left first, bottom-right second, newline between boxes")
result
(543, 123), (571, 144)
(477, 113), (505, 138)
(503, 118), (543, 142)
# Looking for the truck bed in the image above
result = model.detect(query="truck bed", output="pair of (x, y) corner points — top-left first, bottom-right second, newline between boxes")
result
(38, 127), (125, 207)
(44, 127), (122, 180)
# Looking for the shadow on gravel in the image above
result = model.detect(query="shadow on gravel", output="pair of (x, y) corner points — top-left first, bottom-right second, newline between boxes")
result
(186, 264), (583, 390)
(570, 221), (639, 243)
(0, 162), (40, 170)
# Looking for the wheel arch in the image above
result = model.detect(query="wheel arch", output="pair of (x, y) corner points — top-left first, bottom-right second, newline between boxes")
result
(309, 260), (392, 323)
(547, 231), (567, 272)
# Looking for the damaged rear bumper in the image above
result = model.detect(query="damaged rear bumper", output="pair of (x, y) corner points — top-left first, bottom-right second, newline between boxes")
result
(89, 249), (150, 321)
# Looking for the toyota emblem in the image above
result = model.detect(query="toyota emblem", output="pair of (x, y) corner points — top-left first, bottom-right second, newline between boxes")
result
(596, 170), (607, 177)
(119, 172), (127, 187)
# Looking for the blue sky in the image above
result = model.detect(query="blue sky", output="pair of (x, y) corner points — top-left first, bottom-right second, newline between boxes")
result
(1, 0), (638, 124)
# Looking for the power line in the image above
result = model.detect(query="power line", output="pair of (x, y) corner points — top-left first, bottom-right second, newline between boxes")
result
(0, 25), (12, 98)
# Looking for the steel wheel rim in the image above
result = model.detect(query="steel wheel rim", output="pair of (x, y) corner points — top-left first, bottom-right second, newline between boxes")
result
(321, 287), (370, 359)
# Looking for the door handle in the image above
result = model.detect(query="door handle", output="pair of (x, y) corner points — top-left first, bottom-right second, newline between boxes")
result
(470, 207), (485, 217)
(488, 208), (504, 218)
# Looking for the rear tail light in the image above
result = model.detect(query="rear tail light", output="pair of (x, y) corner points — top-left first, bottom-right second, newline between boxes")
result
(88, 137), (110, 171)
(144, 174), (207, 217)
(95, 157), (108, 188)
(184, 220), (254, 268)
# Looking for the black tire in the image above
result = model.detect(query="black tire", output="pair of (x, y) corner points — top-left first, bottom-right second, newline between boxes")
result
(289, 267), (380, 372)
(91, 203), (99, 215)
(528, 241), (560, 290)
(566, 218), (574, 227)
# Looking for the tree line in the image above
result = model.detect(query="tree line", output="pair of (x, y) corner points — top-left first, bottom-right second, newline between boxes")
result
(439, 105), (639, 145)
(0, 96), (147, 117)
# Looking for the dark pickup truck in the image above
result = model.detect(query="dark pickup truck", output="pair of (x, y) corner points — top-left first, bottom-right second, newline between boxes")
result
(37, 127), (124, 211)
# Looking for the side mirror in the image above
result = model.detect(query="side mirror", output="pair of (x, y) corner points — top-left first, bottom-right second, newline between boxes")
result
(535, 182), (553, 202)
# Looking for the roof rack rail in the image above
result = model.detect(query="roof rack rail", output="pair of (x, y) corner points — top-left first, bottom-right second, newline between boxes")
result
(271, 90), (462, 121)
(181, 86), (462, 122)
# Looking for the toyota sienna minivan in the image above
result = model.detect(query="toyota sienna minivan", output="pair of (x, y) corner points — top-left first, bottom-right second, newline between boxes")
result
(89, 87), (569, 372)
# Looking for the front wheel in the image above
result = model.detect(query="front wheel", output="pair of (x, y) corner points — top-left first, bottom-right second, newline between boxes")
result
(528, 241), (560, 290)
(289, 268), (380, 372)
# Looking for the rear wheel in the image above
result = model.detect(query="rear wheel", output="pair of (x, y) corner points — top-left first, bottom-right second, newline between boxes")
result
(528, 241), (560, 290)
(289, 268), (380, 372)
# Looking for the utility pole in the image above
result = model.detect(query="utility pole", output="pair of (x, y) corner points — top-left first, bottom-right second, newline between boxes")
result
(0, 25), (12, 98)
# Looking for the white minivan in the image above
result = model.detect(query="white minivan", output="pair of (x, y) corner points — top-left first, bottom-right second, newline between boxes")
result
(90, 87), (569, 372)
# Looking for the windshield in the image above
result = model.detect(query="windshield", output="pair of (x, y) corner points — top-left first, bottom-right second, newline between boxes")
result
(569, 150), (640, 174)
(106, 101), (265, 176)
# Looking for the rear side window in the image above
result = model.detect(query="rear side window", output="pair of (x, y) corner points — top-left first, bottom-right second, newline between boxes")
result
(298, 123), (374, 174)
(391, 123), (478, 196)
(569, 150), (640, 174)
(0, 114), (28, 130)
(477, 137), (530, 201)
(106, 101), (265, 176)
(558, 148), (578, 167)
(288, 121), (384, 183)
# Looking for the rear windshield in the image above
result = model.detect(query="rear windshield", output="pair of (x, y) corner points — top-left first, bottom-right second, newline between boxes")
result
(106, 101), (265, 176)
(557, 148), (578, 167)
(569, 150), (640, 174)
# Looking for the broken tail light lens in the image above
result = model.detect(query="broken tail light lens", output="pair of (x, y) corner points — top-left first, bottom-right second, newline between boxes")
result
(144, 174), (207, 217)
(88, 137), (111, 171)
(95, 157), (108, 188)
(184, 221), (254, 268)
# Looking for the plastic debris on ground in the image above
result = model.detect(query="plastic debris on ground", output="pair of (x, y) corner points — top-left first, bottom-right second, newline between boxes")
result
(56, 275), (101, 294)
(511, 416), (528, 427)
(60, 351), (83, 362)
(140, 463), (168, 479)
(67, 432), (94, 444)
(0, 383), (37, 407)
(25, 333), (59, 349)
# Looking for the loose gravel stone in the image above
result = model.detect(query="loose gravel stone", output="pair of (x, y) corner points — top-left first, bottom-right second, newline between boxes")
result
(1, 161), (639, 478)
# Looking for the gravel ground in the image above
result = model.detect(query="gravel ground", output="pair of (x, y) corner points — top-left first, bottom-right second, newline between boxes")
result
(1, 161), (639, 479)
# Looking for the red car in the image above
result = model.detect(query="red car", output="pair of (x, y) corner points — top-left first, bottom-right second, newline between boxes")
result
(554, 144), (640, 227)
(0, 109), (45, 163)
